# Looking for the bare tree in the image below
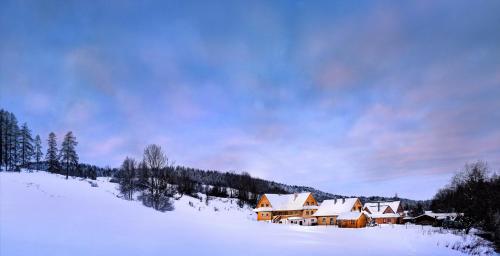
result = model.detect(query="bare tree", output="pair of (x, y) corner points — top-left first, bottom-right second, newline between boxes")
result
(138, 144), (174, 211)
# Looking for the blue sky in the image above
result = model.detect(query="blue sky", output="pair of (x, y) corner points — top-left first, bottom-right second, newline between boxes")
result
(1, 0), (499, 199)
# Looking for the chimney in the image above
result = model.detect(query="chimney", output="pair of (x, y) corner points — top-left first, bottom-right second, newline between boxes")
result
(334, 198), (337, 204)
(342, 198), (345, 204)
(294, 193), (298, 200)
(377, 202), (380, 212)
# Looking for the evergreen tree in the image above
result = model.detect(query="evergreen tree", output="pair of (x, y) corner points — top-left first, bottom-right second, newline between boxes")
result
(0, 110), (15, 170)
(0, 109), (5, 169)
(60, 131), (78, 179)
(34, 135), (43, 170)
(19, 122), (34, 168)
(8, 113), (20, 171)
(46, 132), (59, 173)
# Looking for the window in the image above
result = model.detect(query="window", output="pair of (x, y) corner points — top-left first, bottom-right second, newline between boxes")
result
(305, 211), (309, 215)
(266, 204), (269, 207)
(266, 213), (269, 217)
(322, 217), (326, 222)
(261, 204), (264, 207)
(306, 202), (309, 206)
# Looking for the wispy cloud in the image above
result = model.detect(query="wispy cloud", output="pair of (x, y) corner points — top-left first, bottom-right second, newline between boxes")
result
(1, 1), (499, 199)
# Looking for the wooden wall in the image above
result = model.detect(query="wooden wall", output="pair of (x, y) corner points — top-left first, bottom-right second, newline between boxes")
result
(317, 216), (337, 225)
(338, 214), (367, 228)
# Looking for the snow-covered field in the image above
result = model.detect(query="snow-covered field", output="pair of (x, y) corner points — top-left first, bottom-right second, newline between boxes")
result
(0, 171), (496, 256)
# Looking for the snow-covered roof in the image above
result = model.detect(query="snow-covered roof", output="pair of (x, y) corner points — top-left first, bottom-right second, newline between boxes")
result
(417, 212), (460, 220)
(364, 201), (401, 213)
(313, 198), (360, 216)
(363, 201), (404, 219)
(369, 213), (401, 218)
(364, 205), (390, 215)
(259, 192), (313, 211)
(337, 211), (364, 220)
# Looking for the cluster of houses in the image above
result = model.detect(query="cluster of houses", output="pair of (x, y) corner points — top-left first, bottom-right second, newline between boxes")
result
(253, 192), (405, 228)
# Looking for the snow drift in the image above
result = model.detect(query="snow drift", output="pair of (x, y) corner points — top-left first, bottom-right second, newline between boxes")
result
(0, 171), (495, 255)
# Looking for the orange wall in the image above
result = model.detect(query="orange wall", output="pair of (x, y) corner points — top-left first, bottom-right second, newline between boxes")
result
(317, 216), (337, 225)
(303, 194), (318, 206)
(339, 214), (367, 228)
(256, 195), (271, 208)
(257, 211), (272, 221)
(373, 217), (398, 224)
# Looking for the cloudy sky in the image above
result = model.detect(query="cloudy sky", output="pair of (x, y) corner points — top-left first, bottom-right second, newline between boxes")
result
(1, 0), (499, 199)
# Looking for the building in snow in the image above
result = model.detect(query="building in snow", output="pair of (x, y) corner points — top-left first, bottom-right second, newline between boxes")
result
(363, 201), (403, 224)
(312, 197), (363, 226)
(253, 192), (319, 225)
(413, 211), (461, 226)
(337, 211), (368, 228)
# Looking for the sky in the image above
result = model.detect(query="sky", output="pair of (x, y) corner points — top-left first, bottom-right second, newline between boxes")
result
(1, 0), (499, 200)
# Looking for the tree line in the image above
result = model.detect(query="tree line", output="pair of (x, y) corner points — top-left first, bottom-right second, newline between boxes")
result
(2, 108), (428, 214)
(114, 143), (293, 211)
(431, 161), (500, 247)
(1, 109), (81, 179)
(114, 144), (430, 212)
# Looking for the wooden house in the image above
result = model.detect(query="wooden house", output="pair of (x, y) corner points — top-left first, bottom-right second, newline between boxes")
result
(363, 201), (402, 224)
(312, 197), (363, 226)
(337, 212), (368, 228)
(253, 192), (319, 225)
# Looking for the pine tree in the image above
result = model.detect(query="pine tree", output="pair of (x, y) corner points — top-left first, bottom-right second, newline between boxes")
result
(8, 113), (20, 171)
(46, 132), (59, 173)
(60, 131), (78, 179)
(34, 135), (43, 171)
(0, 110), (13, 170)
(19, 122), (34, 169)
(0, 109), (5, 169)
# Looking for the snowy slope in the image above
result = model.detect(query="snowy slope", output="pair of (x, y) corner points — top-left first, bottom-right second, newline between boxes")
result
(0, 172), (496, 256)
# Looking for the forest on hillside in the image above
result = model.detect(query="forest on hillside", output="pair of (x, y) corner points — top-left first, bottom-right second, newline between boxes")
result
(1, 108), (428, 211)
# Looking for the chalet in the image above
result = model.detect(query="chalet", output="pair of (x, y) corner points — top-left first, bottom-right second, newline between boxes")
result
(363, 201), (402, 224)
(253, 192), (319, 225)
(312, 197), (363, 226)
(337, 211), (368, 228)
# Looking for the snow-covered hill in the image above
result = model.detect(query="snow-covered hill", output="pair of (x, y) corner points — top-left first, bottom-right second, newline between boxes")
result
(0, 171), (495, 255)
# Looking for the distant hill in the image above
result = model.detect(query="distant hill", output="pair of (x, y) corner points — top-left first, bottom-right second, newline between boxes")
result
(158, 165), (431, 211)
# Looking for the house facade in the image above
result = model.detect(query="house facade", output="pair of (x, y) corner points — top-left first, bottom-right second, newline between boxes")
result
(363, 201), (403, 224)
(313, 197), (363, 226)
(255, 196), (407, 228)
(254, 192), (319, 225)
(337, 211), (368, 228)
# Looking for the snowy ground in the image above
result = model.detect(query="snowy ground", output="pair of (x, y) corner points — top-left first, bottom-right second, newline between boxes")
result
(0, 171), (496, 256)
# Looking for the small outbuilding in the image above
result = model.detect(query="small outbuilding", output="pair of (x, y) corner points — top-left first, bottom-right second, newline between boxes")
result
(337, 212), (367, 228)
(414, 211), (460, 226)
